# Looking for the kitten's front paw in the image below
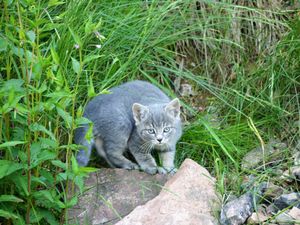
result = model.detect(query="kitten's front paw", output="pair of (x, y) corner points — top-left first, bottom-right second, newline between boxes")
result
(158, 167), (177, 175)
(124, 162), (139, 170)
(157, 167), (168, 174)
(142, 166), (157, 175)
(168, 167), (177, 175)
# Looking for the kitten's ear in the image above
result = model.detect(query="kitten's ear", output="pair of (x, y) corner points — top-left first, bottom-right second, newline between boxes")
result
(165, 98), (180, 118)
(132, 103), (149, 124)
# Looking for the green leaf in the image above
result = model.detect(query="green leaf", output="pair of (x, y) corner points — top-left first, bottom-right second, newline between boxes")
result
(75, 117), (92, 126)
(0, 160), (23, 179)
(0, 79), (24, 93)
(12, 213), (26, 225)
(56, 107), (73, 129)
(18, 151), (27, 163)
(0, 209), (19, 219)
(88, 76), (96, 98)
(56, 172), (67, 182)
(85, 123), (93, 143)
(10, 173), (29, 196)
(39, 209), (59, 225)
(76, 105), (83, 118)
(71, 155), (79, 174)
(83, 54), (103, 64)
(78, 167), (98, 173)
(39, 137), (59, 149)
(59, 144), (81, 150)
(84, 16), (94, 34)
(32, 61), (42, 80)
(26, 30), (36, 43)
(0, 195), (23, 203)
(51, 160), (66, 170)
(31, 150), (56, 169)
(99, 89), (111, 95)
(50, 46), (60, 65)
(0, 37), (8, 52)
(74, 176), (84, 193)
(0, 141), (25, 149)
(71, 57), (80, 74)
(29, 123), (56, 140)
(40, 169), (54, 185)
(31, 176), (47, 187)
(29, 209), (43, 223)
(33, 190), (55, 203)
(48, 0), (65, 7)
(45, 90), (72, 99)
(65, 196), (78, 208)
(68, 27), (82, 46)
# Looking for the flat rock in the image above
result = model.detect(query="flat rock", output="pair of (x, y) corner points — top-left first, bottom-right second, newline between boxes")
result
(263, 182), (284, 199)
(116, 159), (220, 225)
(274, 193), (300, 211)
(242, 139), (286, 170)
(220, 183), (267, 225)
(293, 151), (300, 166)
(266, 204), (277, 215)
(291, 166), (300, 179)
(274, 212), (294, 225)
(247, 211), (268, 224)
(179, 83), (194, 97)
(288, 206), (300, 220)
(220, 192), (254, 225)
(281, 169), (294, 183)
(68, 168), (170, 224)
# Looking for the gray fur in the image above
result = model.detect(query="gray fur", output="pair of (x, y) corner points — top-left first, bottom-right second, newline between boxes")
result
(74, 80), (182, 174)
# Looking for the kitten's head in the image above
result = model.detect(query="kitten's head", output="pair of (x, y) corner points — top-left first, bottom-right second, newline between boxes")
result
(132, 98), (180, 147)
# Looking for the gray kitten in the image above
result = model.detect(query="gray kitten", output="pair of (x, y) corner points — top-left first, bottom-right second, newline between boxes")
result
(75, 80), (182, 174)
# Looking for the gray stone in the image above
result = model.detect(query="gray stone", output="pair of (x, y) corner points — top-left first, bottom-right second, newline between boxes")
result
(274, 212), (294, 224)
(281, 169), (294, 182)
(220, 183), (267, 225)
(288, 206), (300, 221)
(274, 193), (300, 211)
(263, 182), (284, 199)
(247, 211), (268, 224)
(241, 175), (256, 191)
(272, 142), (287, 149)
(220, 193), (254, 225)
(242, 139), (286, 170)
(266, 204), (277, 215)
(288, 206), (300, 220)
(291, 121), (300, 136)
(179, 83), (194, 97)
(226, 194), (238, 202)
(291, 166), (300, 179)
(291, 149), (300, 180)
(295, 140), (300, 151)
(116, 159), (220, 225)
(293, 151), (300, 166)
(68, 168), (170, 224)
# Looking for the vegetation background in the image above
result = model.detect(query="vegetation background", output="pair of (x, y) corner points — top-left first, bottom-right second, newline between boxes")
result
(0, 0), (299, 224)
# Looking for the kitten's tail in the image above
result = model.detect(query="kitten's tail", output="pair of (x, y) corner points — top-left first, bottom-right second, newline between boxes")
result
(74, 125), (93, 167)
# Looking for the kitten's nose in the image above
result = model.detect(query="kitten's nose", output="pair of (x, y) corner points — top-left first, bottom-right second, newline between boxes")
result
(157, 137), (163, 143)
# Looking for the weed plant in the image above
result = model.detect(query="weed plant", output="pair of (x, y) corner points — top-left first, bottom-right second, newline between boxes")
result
(0, 0), (299, 224)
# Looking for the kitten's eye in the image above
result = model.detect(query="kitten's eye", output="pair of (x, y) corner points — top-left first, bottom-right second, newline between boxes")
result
(163, 127), (171, 133)
(147, 129), (155, 134)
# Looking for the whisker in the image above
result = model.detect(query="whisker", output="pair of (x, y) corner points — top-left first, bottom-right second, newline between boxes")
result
(140, 141), (153, 154)
(140, 141), (150, 153)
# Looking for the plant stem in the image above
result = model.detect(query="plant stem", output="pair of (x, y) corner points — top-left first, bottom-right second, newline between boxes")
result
(16, 2), (32, 224)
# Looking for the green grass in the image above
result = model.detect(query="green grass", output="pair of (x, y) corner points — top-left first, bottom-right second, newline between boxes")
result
(0, 0), (299, 224)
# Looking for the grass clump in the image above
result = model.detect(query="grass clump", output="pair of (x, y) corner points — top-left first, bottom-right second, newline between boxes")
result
(0, 0), (299, 224)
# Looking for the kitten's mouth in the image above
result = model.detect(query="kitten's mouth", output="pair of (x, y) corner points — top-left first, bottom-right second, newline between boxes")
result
(155, 142), (166, 147)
